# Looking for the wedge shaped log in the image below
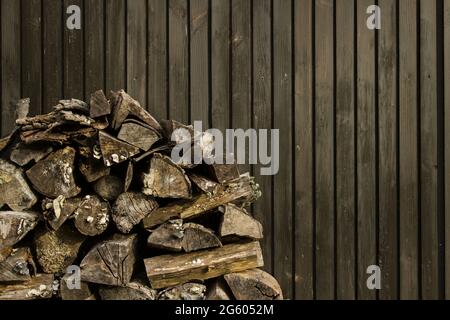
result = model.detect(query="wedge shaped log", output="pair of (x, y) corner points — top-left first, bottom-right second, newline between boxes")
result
(219, 204), (263, 240)
(0, 211), (39, 249)
(224, 269), (283, 300)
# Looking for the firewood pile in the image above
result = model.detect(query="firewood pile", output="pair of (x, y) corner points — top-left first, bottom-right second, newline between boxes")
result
(0, 90), (283, 300)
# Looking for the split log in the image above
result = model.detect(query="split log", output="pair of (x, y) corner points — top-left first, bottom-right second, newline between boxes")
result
(207, 163), (240, 184)
(111, 90), (162, 132)
(79, 157), (110, 183)
(0, 211), (39, 249)
(93, 175), (124, 201)
(26, 147), (81, 198)
(224, 269), (283, 300)
(158, 283), (206, 300)
(117, 120), (161, 151)
(219, 204), (263, 240)
(188, 173), (218, 194)
(181, 223), (222, 252)
(99, 281), (157, 300)
(142, 153), (192, 199)
(60, 273), (93, 300)
(142, 174), (261, 228)
(0, 273), (54, 300)
(80, 234), (138, 286)
(10, 143), (53, 166)
(35, 224), (86, 274)
(74, 195), (110, 236)
(112, 192), (158, 234)
(19, 126), (98, 144)
(144, 241), (264, 289)
(0, 159), (37, 211)
(0, 248), (35, 282)
(90, 90), (111, 118)
(147, 220), (184, 252)
(99, 131), (140, 167)
(42, 196), (82, 231)
(206, 278), (233, 300)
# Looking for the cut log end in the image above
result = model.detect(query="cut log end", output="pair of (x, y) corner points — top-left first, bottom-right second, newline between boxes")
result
(224, 269), (283, 300)
(74, 195), (110, 236)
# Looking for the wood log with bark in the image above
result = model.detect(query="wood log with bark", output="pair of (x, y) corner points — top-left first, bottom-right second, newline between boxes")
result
(0, 211), (39, 249)
(0, 274), (54, 300)
(0, 247), (35, 282)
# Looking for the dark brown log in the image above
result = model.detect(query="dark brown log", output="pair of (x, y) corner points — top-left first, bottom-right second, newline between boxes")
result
(35, 224), (86, 274)
(142, 153), (192, 199)
(15, 98), (30, 121)
(42, 196), (82, 231)
(224, 269), (283, 300)
(207, 163), (240, 184)
(158, 283), (206, 300)
(99, 131), (140, 167)
(26, 147), (81, 198)
(0, 274), (54, 300)
(93, 175), (124, 201)
(90, 90), (111, 118)
(147, 220), (184, 252)
(0, 248), (35, 282)
(0, 211), (39, 249)
(74, 195), (110, 236)
(112, 192), (158, 234)
(144, 241), (264, 289)
(117, 120), (161, 151)
(188, 173), (218, 194)
(79, 157), (111, 183)
(80, 234), (138, 286)
(99, 281), (157, 300)
(142, 174), (261, 228)
(60, 273), (93, 301)
(219, 204), (263, 240)
(181, 223), (222, 252)
(10, 143), (53, 166)
(111, 90), (162, 132)
(206, 278), (233, 300)
(0, 159), (37, 211)
(124, 161), (133, 192)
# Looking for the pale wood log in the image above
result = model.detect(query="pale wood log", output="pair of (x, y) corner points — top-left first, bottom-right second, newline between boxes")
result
(158, 283), (206, 300)
(219, 204), (263, 240)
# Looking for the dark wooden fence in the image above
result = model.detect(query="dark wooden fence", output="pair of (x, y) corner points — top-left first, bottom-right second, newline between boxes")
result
(1, 0), (449, 300)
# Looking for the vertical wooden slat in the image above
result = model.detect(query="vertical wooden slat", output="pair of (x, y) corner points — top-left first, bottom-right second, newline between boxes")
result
(420, 0), (439, 300)
(294, 0), (314, 300)
(378, 0), (398, 300)
(85, 0), (104, 98)
(22, 0), (42, 116)
(399, 0), (419, 299)
(63, 0), (84, 99)
(148, 0), (167, 120)
(127, 0), (147, 106)
(336, 0), (355, 300)
(211, 0), (229, 133)
(105, 0), (126, 93)
(190, 0), (209, 125)
(445, 0), (450, 301)
(315, 0), (335, 300)
(253, 0), (273, 276)
(169, 0), (189, 123)
(1, 0), (21, 135)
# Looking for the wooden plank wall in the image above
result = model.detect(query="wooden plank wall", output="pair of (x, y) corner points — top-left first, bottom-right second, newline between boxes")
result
(0, 0), (447, 300)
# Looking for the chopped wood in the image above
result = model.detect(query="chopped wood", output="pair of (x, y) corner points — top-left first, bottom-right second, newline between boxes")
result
(79, 157), (111, 183)
(80, 234), (138, 286)
(42, 196), (81, 231)
(99, 131), (140, 167)
(188, 173), (218, 194)
(0, 159), (37, 211)
(55, 99), (90, 114)
(147, 220), (184, 252)
(142, 153), (192, 199)
(99, 281), (157, 300)
(219, 204), (263, 240)
(181, 223), (222, 252)
(160, 119), (195, 141)
(112, 192), (158, 234)
(142, 174), (261, 228)
(60, 274), (93, 301)
(90, 90), (111, 118)
(0, 211), (39, 249)
(0, 273), (54, 300)
(124, 161), (133, 192)
(15, 98), (30, 121)
(74, 195), (110, 236)
(19, 126), (98, 144)
(158, 283), (206, 300)
(93, 175), (124, 201)
(224, 269), (283, 300)
(208, 163), (240, 184)
(34, 224), (86, 274)
(117, 120), (161, 151)
(144, 241), (264, 289)
(26, 147), (81, 198)
(0, 248), (35, 282)
(206, 278), (233, 300)
(10, 142), (53, 166)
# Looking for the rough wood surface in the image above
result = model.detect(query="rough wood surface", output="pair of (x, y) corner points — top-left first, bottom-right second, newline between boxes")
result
(10, 142), (53, 167)
(99, 131), (140, 167)
(26, 147), (81, 198)
(117, 120), (161, 151)
(99, 281), (157, 300)
(181, 223), (222, 252)
(158, 282), (206, 300)
(219, 204), (263, 240)
(188, 173), (218, 194)
(144, 241), (264, 289)
(224, 268), (283, 300)
(0, 273), (54, 300)
(74, 195), (110, 236)
(112, 192), (158, 234)
(80, 234), (138, 286)
(0, 211), (39, 249)
(206, 278), (233, 300)
(93, 175), (124, 201)
(207, 163), (240, 184)
(0, 134), (15, 152)
(42, 196), (81, 231)
(90, 90), (111, 118)
(147, 219), (184, 252)
(79, 157), (111, 183)
(15, 98), (30, 121)
(60, 274), (92, 301)
(0, 247), (35, 282)
(142, 153), (192, 199)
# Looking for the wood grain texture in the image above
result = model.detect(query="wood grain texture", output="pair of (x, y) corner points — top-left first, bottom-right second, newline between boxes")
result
(445, 0), (450, 301)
